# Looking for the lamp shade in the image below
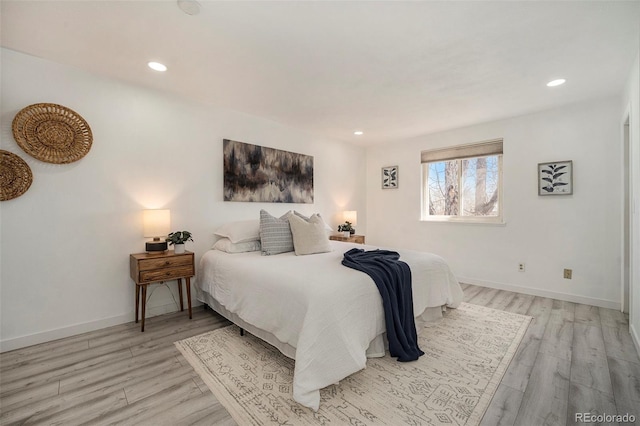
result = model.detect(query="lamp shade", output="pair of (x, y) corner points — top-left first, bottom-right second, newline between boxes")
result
(143, 209), (170, 238)
(343, 210), (357, 226)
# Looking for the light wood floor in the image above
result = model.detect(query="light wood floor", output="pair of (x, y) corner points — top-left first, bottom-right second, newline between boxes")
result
(1, 285), (639, 425)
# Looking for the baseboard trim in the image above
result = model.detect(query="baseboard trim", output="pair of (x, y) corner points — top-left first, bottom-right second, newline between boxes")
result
(458, 277), (621, 310)
(0, 312), (131, 353)
(0, 300), (203, 353)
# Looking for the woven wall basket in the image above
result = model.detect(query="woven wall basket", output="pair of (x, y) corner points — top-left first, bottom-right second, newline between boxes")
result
(12, 103), (93, 164)
(1, 150), (33, 201)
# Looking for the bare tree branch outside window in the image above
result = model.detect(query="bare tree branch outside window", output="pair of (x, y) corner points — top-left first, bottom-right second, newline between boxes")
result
(426, 155), (500, 219)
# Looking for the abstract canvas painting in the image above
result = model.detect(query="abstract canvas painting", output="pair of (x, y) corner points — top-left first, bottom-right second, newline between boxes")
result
(223, 139), (314, 203)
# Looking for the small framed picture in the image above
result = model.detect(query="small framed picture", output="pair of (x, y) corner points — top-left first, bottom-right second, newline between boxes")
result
(382, 166), (398, 189)
(538, 160), (573, 195)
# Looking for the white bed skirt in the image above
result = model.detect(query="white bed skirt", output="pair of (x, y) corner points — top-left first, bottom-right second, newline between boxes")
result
(198, 291), (447, 361)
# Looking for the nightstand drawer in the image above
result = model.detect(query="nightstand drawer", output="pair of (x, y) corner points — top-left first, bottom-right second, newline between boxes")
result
(138, 255), (192, 271)
(140, 266), (194, 283)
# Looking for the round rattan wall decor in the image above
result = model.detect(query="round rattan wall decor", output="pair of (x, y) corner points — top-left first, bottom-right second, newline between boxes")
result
(12, 103), (93, 164)
(1, 150), (33, 201)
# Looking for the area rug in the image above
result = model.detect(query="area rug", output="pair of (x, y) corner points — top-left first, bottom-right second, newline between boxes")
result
(175, 303), (531, 425)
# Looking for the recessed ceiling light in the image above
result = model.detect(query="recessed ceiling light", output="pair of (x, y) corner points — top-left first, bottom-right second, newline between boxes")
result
(354, 131), (364, 136)
(547, 79), (566, 87)
(177, 0), (201, 16)
(148, 62), (167, 72)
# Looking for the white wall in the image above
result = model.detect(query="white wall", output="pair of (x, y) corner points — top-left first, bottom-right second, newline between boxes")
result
(0, 48), (366, 351)
(622, 52), (640, 354)
(366, 97), (622, 309)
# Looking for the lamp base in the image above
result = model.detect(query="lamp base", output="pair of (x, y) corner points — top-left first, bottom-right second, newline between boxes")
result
(146, 241), (168, 252)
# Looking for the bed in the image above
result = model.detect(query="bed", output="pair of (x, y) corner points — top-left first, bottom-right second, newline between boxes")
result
(195, 239), (463, 410)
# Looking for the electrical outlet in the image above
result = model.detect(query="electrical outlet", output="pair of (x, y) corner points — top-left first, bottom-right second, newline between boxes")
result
(564, 268), (572, 279)
(518, 263), (525, 272)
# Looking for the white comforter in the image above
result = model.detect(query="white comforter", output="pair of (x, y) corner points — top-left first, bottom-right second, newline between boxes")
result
(196, 241), (463, 410)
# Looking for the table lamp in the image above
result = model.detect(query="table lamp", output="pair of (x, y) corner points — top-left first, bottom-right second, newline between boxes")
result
(143, 209), (170, 252)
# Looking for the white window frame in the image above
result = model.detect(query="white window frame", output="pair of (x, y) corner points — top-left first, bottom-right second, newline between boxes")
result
(420, 139), (504, 224)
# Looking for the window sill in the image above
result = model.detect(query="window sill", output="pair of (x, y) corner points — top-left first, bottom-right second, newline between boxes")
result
(420, 217), (506, 226)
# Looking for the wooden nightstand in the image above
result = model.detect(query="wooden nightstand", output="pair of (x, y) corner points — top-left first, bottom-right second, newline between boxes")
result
(329, 234), (365, 244)
(129, 250), (195, 332)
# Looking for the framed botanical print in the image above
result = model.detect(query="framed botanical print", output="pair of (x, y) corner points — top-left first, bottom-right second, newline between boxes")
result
(382, 166), (398, 189)
(538, 160), (573, 195)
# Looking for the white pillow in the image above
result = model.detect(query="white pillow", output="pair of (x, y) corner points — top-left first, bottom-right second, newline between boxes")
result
(293, 210), (333, 232)
(288, 213), (332, 256)
(214, 220), (260, 243)
(213, 238), (261, 253)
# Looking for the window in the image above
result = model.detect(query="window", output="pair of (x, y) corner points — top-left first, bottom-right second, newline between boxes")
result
(421, 139), (503, 223)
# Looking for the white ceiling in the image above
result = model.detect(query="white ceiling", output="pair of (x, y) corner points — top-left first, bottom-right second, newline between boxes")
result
(2, 1), (639, 146)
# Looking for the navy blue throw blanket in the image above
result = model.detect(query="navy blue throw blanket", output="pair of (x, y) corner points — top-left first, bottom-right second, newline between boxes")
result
(342, 248), (424, 362)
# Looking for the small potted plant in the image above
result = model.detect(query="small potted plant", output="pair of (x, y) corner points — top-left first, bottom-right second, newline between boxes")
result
(337, 222), (354, 238)
(166, 231), (193, 254)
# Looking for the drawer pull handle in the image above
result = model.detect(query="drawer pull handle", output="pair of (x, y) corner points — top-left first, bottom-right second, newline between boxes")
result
(164, 261), (170, 265)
